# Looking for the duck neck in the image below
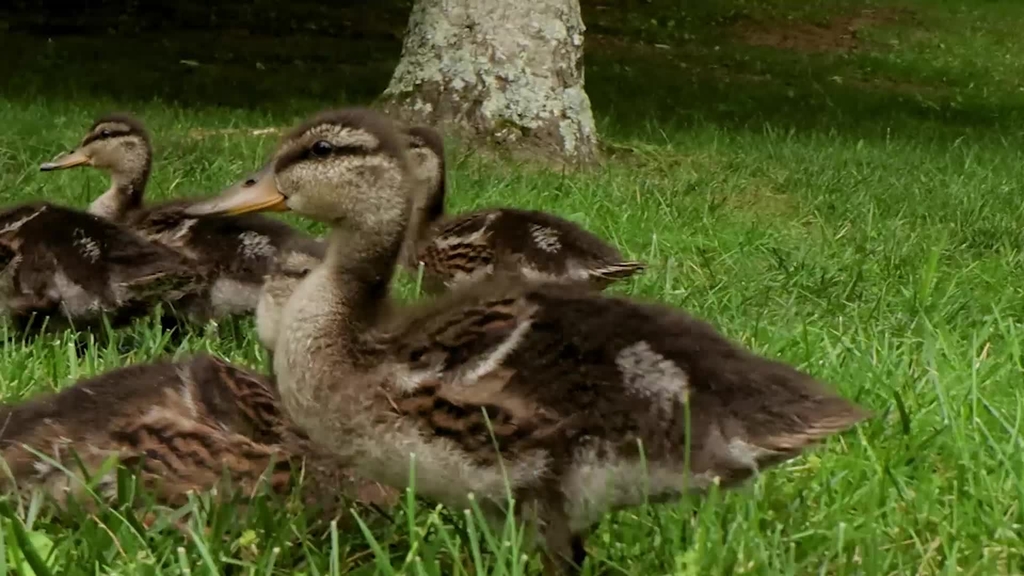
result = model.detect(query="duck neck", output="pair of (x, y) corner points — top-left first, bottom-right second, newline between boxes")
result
(420, 173), (447, 238)
(323, 224), (400, 332)
(88, 167), (149, 221)
(274, 219), (403, 442)
(401, 173), (446, 267)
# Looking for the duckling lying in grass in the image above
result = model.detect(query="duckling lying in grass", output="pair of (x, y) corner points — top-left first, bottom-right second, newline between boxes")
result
(0, 200), (208, 336)
(0, 353), (396, 523)
(40, 113), (326, 321)
(185, 107), (871, 575)
(399, 125), (645, 293)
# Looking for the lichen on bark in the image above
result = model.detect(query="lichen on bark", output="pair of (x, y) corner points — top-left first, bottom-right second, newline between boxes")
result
(381, 0), (598, 165)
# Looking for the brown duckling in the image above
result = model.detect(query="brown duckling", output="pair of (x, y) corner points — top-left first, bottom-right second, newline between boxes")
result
(398, 125), (645, 293)
(0, 201), (208, 335)
(0, 353), (396, 522)
(40, 113), (326, 320)
(184, 108), (871, 575)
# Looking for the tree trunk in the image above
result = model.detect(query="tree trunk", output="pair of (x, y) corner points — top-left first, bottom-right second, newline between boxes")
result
(381, 0), (598, 165)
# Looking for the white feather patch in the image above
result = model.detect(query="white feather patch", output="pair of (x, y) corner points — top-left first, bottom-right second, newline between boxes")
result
(615, 340), (690, 403)
(528, 224), (562, 253)
(462, 320), (534, 385)
(238, 231), (276, 260)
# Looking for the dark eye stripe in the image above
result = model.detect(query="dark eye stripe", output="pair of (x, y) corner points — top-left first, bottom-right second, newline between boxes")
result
(275, 143), (377, 172)
(303, 144), (369, 160)
(81, 129), (131, 146)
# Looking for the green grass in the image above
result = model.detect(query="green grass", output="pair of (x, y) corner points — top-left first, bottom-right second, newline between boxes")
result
(1, 0), (1024, 573)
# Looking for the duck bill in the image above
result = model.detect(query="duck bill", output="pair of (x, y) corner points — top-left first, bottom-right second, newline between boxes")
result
(185, 166), (289, 216)
(39, 149), (91, 171)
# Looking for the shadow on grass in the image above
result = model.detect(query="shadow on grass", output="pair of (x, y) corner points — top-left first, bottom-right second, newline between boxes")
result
(1, 0), (1021, 145)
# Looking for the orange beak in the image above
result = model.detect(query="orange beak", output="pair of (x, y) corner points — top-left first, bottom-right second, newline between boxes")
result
(184, 165), (289, 216)
(40, 149), (92, 171)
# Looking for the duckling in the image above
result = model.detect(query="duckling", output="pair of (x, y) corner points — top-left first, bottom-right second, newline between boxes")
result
(208, 167), (326, 355)
(184, 108), (871, 575)
(0, 353), (396, 522)
(0, 201), (208, 335)
(40, 113), (326, 320)
(398, 125), (645, 293)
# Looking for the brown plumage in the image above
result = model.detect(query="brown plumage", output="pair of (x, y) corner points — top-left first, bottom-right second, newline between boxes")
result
(184, 107), (871, 575)
(40, 113), (326, 321)
(0, 353), (397, 522)
(0, 201), (208, 335)
(399, 125), (645, 292)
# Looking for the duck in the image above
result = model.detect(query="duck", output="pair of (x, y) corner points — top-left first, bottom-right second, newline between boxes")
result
(398, 124), (645, 293)
(0, 200), (208, 335)
(39, 113), (326, 321)
(212, 166), (326, 356)
(183, 108), (871, 575)
(0, 352), (397, 524)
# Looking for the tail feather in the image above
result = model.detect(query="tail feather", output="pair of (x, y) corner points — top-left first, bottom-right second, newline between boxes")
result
(695, 395), (871, 488)
(756, 397), (871, 454)
(590, 260), (646, 281)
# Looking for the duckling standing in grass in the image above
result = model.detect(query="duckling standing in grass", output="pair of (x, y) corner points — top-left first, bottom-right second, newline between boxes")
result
(40, 113), (326, 321)
(0, 353), (397, 523)
(185, 107), (871, 575)
(398, 125), (645, 293)
(0, 200), (208, 335)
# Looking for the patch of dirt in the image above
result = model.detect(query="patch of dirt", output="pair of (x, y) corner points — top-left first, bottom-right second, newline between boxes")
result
(704, 66), (945, 99)
(586, 33), (674, 55)
(733, 7), (914, 54)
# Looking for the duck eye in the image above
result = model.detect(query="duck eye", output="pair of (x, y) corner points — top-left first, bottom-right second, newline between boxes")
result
(99, 129), (112, 139)
(311, 140), (333, 157)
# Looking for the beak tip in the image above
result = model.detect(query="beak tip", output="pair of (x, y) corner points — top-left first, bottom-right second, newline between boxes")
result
(39, 163), (55, 172)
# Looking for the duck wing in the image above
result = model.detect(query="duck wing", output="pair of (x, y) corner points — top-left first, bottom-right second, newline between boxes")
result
(130, 200), (325, 283)
(421, 209), (643, 288)
(0, 203), (206, 326)
(383, 282), (867, 485)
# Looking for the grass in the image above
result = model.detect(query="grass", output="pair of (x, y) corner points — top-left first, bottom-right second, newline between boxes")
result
(1, 0), (1023, 572)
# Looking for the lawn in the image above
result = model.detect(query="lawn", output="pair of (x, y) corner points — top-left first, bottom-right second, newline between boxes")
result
(1, 0), (1023, 573)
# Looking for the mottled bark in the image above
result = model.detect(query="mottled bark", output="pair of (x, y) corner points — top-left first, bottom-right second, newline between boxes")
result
(381, 0), (598, 164)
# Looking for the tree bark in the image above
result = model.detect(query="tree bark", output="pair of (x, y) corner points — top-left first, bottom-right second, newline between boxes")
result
(381, 0), (598, 165)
